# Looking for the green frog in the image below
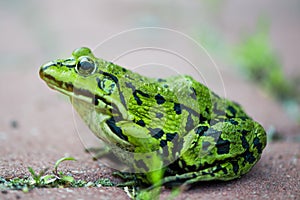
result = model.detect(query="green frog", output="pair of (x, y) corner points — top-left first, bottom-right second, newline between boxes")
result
(39, 47), (266, 187)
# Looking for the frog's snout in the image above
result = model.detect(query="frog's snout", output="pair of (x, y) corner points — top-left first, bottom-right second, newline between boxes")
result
(39, 62), (56, 79)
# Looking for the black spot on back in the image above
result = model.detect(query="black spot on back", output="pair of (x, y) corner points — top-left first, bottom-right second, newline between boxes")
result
(133, 91), (142, 105)
(231, 161), (239, 175)
(216, 137), (230, 154)
(130, 88), (151, 106)
(174, 103), (182, 115)
(195, 125), (208, 136)
(136, 119), (145, 127)
(149, 128), (164, 139)
(253, 137), (263, 153)
(166, 132), (177, 141)
(136, 90), (150, 98)
(244, 150), (256, 164)
(214, 164), (228, 175)
(155, 94), (166, 104)
(227, 119), (238, 125)
(160, 140), (167, 147)
(241, 135), (249, 149)
(242, 130), (249, 136)
(227, 105), (237, 117)
(240, 116), (249, 120)
(158, 78), (166, 82)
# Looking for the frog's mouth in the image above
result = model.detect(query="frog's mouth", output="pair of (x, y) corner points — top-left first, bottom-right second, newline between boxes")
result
(40, 71), (112, 107)
(41, 71), (128, 125)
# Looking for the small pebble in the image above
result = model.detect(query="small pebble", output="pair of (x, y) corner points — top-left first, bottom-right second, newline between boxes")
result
(10, 120), (19, 129)
(1, 190), (8, 194)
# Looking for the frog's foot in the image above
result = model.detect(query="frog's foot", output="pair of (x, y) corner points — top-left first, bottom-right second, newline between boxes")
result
(143, 173), (189, 191)
(144, 169), (223, 191)
(146, 158), (244, 192)
(113, 171), (143, 187)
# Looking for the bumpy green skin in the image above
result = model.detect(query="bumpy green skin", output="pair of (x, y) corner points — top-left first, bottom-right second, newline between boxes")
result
(40, 47), (267, 186)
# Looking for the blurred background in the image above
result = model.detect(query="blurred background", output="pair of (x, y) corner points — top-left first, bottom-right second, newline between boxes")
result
(0, 0), (299, 142)
(1, 2), (299, 198)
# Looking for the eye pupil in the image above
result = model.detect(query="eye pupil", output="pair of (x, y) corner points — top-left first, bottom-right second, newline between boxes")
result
(80, 61), (93, 70)
(76, 57), (96, 76)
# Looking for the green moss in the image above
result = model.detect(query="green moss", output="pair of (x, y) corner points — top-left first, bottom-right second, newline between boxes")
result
(233, 18), (300, 122)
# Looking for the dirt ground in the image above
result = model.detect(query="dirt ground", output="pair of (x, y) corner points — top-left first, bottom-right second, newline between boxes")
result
(0, 1), (299, 199)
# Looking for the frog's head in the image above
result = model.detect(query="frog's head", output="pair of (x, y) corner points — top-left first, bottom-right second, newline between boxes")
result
(39, 47), (127, 118)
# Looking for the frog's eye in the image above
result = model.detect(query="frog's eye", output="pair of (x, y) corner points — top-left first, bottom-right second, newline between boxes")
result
(76, 56), (96, 76)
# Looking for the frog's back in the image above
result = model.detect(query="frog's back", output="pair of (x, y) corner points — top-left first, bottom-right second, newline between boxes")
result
(162, 74), (249, 122)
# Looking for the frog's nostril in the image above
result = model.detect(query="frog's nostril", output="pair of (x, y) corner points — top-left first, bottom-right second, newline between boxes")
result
(41, 62), (56, 71)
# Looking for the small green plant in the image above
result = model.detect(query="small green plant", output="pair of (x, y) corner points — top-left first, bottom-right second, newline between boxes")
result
(27, 157), (76, 188)
(0, 155), (180, 199)
(0, 156), (115, 192)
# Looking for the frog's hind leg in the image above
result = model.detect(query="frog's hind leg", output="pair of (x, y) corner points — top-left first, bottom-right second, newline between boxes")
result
(181, 121), (265, 188)
(178, 159), (242, 188)
(144, 154), (246, 190)
(145, 158), (241, 192)
(148, 118), (266, 190)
